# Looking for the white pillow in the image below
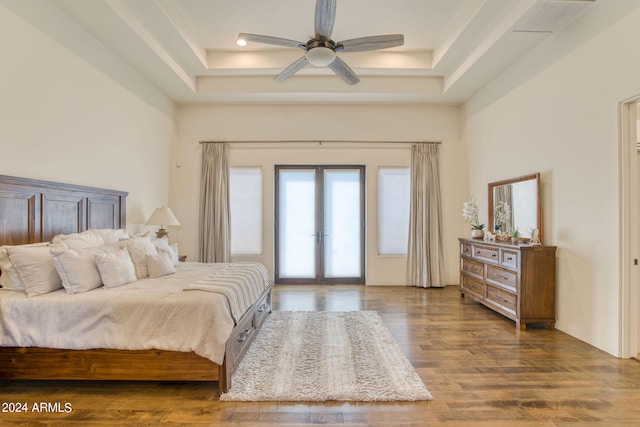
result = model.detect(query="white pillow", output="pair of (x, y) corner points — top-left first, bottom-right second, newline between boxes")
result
(0, 242), (49, 291)
(169, 243), (179, 266)
(119, 236), (158, 279)
(157, 244), (180, 267)
(50, 247), (103, 294)
(51, 230), (105, 249)
(93, 229), (129, 244)
(146, 252), (176, 278)
(7, 245), (62, 297)
(0, 247), (20, 290)
(96, 248), (136, 288)
(151, 236), (170, 251)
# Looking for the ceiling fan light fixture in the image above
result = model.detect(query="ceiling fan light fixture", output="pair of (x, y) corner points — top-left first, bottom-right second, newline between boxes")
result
(306, 47), (336, 66)
(236, 37), (247, 47)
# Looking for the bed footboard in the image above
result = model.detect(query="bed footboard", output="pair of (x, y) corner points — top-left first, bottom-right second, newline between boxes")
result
(220, 280), (273, 392)
(0, 347), (220, 381)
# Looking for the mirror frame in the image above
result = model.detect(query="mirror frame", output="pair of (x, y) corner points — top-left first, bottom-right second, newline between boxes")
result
(488, 172), (542, 244)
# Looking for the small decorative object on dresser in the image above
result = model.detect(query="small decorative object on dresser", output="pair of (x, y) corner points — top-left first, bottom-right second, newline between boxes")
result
(459, 238), (556, 330)
(471, 225), (485, 239)
(462, 197), (485, 239)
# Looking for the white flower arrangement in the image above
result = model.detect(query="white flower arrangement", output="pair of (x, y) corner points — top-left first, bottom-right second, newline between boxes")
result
(494, 201), (511, 227)
(462, 197), (484, 230)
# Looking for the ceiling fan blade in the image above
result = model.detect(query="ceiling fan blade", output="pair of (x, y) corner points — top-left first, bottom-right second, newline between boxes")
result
(314, 0), (336, 39)
(328, 56), (360, 85)
(336, 34), (404, 52)
(275, 56), (309, 82)
(238, 33), (306, 50)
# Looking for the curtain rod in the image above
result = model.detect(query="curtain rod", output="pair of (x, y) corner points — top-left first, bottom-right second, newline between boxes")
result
(199, 140), (442, 145)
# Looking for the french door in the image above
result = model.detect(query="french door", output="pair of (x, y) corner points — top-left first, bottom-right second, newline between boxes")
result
(275, 165), (365, 284)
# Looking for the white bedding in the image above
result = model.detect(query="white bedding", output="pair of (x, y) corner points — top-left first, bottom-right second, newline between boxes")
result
(0, 262), (270, 364)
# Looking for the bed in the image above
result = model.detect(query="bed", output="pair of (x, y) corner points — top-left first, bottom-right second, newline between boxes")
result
(0, 175), (273, 392)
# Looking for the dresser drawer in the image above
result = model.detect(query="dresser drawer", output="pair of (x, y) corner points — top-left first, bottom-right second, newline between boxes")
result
(461, 274), (485, 297)
(501, 249), (519, 268)
(486, 265), (517, 290)
(227, 310), (256, 363)
(462, 258), (484, 277)
(486, 284), (517, 313)
(461, 242), (473, 257)
(472, 244), (499, 263)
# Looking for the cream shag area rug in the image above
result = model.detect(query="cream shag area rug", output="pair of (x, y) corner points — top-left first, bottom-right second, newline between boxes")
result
(220, 311), (432, 402)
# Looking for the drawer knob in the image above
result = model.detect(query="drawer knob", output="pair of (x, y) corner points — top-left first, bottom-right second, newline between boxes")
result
(496, 274), (509, 280)
(494, 294), (508, 303)
(258, 303), (267, 313)
(506, 256), (513, 261)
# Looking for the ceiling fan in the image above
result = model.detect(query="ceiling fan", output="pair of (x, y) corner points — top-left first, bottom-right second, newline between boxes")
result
(236, 0), (404, 85)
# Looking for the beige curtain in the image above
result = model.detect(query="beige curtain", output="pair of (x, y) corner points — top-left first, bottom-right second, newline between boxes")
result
(199, 142), (231, 263)
(407, 143), (445, 288)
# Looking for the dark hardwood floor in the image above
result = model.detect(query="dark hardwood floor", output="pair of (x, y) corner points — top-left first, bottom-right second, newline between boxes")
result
(1, 284), (639, 426)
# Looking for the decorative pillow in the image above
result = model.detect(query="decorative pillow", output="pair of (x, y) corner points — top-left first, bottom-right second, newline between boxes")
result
(146, 252), (176, 278)
(95, 248), (136, 288)
(50, 247), (103, 294)
(119, 236), (158, 279)
(0, 243), (49, 291)
(7, 245), (62, 297)
(51, 230), (105, 249)
(93, 229), (129, 244)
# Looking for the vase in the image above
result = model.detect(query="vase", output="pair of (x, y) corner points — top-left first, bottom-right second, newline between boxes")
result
(471, 229), (484, 239)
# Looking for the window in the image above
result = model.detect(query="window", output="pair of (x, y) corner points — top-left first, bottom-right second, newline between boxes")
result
(378, 167), (410, 255)
(230, 167), (262, 255)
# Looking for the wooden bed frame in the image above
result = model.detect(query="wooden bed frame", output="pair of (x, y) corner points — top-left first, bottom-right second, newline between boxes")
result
(0, 175), (272, 392)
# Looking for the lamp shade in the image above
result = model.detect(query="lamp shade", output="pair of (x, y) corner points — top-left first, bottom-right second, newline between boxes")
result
(146, 207), (180, 227)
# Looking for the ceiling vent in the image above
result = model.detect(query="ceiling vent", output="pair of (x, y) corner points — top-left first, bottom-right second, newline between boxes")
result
(513, 0), (595, 33)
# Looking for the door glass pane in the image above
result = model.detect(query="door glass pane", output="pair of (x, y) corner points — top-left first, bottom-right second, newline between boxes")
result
(278, 169), (316, 278)
(324, 169), (361, 278)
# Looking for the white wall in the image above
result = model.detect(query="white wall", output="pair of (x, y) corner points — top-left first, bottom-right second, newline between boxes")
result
(0, 5), (176, 233)
(172, 104), (467, 285)
(463, 1), (640, 356)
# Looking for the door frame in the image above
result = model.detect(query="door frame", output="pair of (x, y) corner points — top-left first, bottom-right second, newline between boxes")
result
(274, 165), (366, 285)
(619, 96), (639, 358)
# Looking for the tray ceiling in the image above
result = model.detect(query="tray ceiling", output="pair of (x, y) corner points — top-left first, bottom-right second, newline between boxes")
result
(4, 0), (595, 105)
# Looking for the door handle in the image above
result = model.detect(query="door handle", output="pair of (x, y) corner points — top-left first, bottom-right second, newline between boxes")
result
(309, 232), (328, 243)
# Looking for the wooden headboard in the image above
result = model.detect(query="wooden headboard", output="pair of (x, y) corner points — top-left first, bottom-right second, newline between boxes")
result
(0, 175), (128, 246)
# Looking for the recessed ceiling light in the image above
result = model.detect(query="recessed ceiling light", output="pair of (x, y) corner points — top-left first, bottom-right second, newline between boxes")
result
(236, 38), (247, 47)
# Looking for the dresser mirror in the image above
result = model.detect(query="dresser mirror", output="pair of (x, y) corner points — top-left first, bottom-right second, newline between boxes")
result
(488, 173), (541, 242)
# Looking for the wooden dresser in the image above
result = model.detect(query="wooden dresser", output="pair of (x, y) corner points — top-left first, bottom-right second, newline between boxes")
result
(458, 238), (556, 330)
